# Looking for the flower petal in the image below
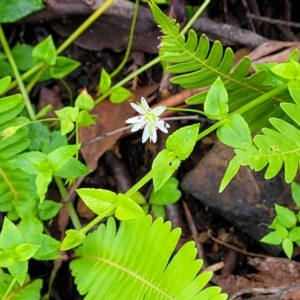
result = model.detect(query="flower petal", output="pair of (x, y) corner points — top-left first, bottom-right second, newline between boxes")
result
(152, 105), (166, 117)
(142, 123), (150, 143)
(140, 97), (150, 110)
(125, 116), (146, 124)
(131, 122), (145, 132)
(130, 103), (147, 115)
(156, 120), (170, 133)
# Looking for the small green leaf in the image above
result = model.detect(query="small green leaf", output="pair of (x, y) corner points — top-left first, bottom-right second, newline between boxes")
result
(75, 89), (95, 110)
(204, 77), (228, 120)
(276, 223), (289, 238)
(15, 243), (40, 261)
(275, 204), (297, 228)
(115, 193), (145, 220)
(291, 182), (300, 207)
(217, 114), (252, 150)
(50, 56), (81, 78)
(151, 204), (166, 218)
(76, 188), (117, 215)
(11, 44), (35, 71)
(110, 87), (132, 103)
(38, 200), (62, 220)
(47, 144), (80, 171)
(166, 123), (200, 160)
(0, 249), (18, 267)
(0, 0), (44, 23)
(32, 36), (56, 65)
(0, 94), (22, 113)
(289, 227), (300, 242)
(55, 106), (79, 122)
(271, 63), (297, 80)
(288, 80), (300, 106)
(42, 130), (68, 154)
(152, 149), (180, 192)
(25, 233), (61, 260)
(260, 231), (282, 245)
(54, 157), (91, 179)
(0, 217), (23, 249)
(77, 110), (95, 127)
(99, 69), (111, 94)
(36, 170), (53, 202)
(18, 217), (43, 236)
(8, 260), (28, 285)
(0, 76), (11, 94)
(60, 229), (86, 250)
(150, 177), (181, 205)
(219, 156), (241, 192)
(60, 119), (74, 135)
(282, 238), (293, 259)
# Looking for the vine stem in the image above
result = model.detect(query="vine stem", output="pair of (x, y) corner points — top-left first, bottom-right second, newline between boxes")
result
(2, 277), (16, 300)
(125, 153), (176, 198)
(196, 83), (288, 141)
(0, 25), (36, 120)
(54, 176), (82, 230)
(94, 0), (211, 104)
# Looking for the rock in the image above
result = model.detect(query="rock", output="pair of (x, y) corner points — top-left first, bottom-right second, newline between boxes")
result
(182, 140), (294, 255)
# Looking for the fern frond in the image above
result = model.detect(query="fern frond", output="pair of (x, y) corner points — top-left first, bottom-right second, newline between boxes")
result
(0, 91), (35, 219)
(220, 102), (300, 191)
(70, 216), (228, 300)
(149, 2), (291, 130)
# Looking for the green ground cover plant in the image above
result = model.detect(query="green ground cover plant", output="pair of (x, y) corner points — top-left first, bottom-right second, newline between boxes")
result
(0, 0), (299, 298)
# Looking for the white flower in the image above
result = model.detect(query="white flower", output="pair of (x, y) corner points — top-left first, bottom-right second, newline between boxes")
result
(126, 97), (170, 143)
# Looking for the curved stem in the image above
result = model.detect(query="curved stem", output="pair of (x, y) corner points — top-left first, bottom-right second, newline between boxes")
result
(2, 277), (16, 300)
(110, 0), (139, 79)
(196, 83), (288, 141)
(0, 25), (36, 120)
(54, 176), (82, 230)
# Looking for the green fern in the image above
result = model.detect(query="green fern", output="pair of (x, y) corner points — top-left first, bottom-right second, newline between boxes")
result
(149, 2), (291, 131)
(70, 216), (228, 300)
(0, 77), (36, 219)
(220, 102), (300, 191)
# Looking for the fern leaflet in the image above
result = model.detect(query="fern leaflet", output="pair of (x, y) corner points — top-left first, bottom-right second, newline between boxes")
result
(220, 102), (300, 191)
(70, 216), (228, 300)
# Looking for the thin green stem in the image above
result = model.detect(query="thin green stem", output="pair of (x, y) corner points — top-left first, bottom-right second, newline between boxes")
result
(181, 0), (211, 35)
(196, 83), (288, 141)
(2, 277), (16, 300)
(54, 176), (82, 230)
(125, 154), (176, 197)
(110, 0), (139, 79)
(166, 106), (206, 115)
(25, 66), (47, 94)
(56, 0), (114, 55)
(94, 0), (211, 104)
(81, 204), (117, 234)
(0, 25), (36, 120)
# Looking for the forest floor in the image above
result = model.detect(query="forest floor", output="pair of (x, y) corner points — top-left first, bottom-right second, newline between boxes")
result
(4, 0), (300, 299)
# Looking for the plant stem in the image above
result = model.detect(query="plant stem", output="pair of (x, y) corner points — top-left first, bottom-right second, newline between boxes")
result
(181, 0), (211, 35)
(56, 0), (114, 55)
(81, 204), (117, 234)
(0, 25), (36, 120)
(2, 277), (16, 300)
(110, 0), (139, 79)
(125, 154), (176, 197)
(196, 83), (288, 141)
(94, 0), (212, 105)
(54, 176), (82, 230)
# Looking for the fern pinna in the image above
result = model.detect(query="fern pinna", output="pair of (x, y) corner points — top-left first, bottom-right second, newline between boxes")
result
(70, 216), (228, 300)
(149, 1), (292, 133)
(149, 2), (300, 190)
